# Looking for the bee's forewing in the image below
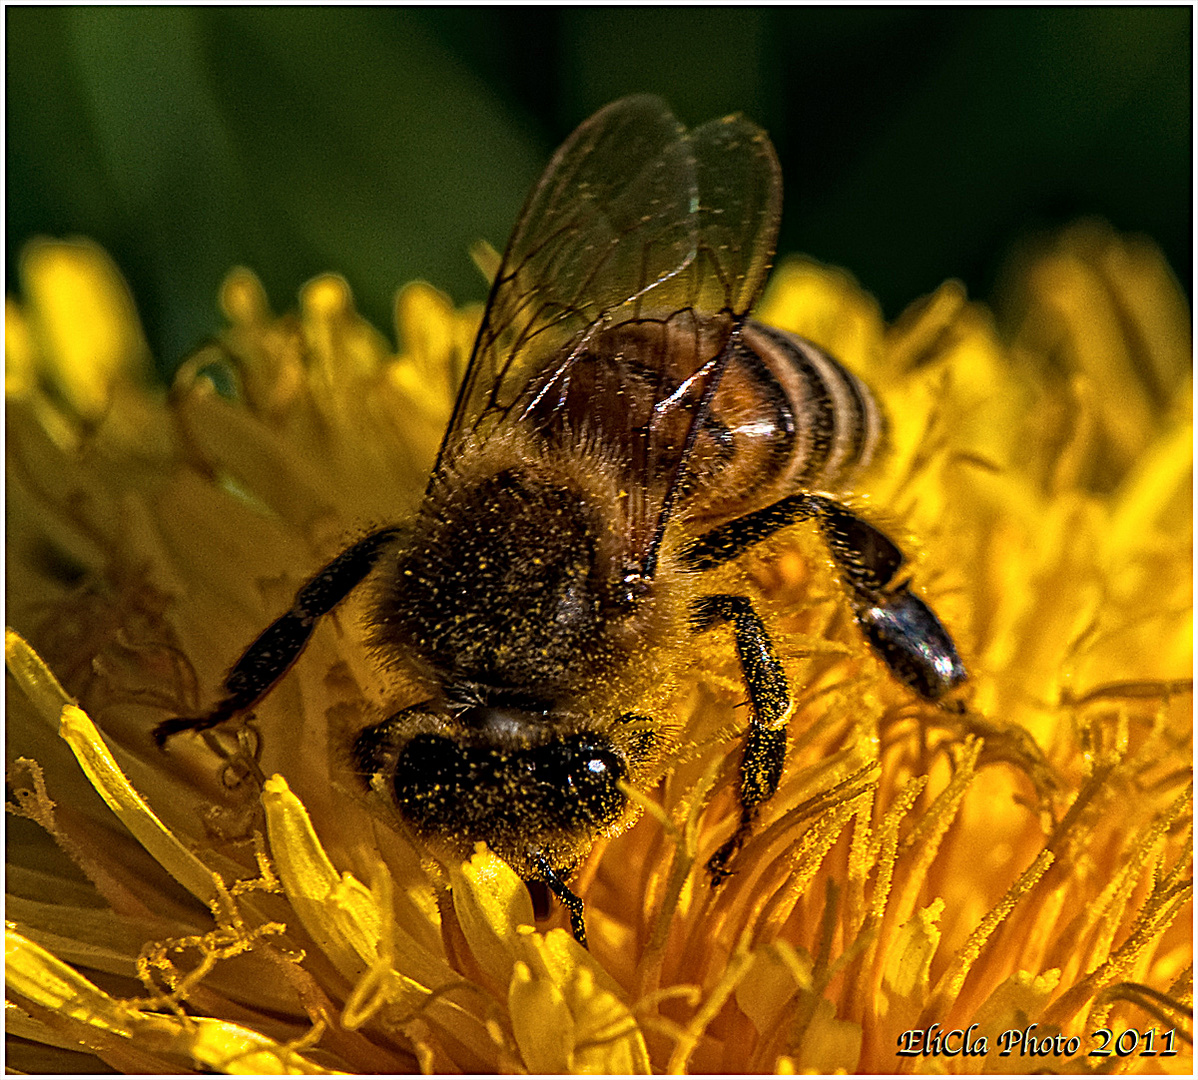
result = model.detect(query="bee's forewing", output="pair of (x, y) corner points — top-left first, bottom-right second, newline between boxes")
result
(433, 95), (781, 476)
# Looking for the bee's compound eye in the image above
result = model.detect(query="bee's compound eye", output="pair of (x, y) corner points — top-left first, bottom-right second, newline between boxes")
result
(858, 587), (967, 701)
(539, 739), (626, 810)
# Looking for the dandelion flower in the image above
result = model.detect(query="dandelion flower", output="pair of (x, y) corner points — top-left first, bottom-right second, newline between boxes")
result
(6, 224), (1191, 1073)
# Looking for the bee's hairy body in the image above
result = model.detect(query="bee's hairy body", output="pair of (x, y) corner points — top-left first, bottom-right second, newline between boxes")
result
(156, 97), (965, 947)
(360, 429), (687, 880)
(359, 314), (881, 876)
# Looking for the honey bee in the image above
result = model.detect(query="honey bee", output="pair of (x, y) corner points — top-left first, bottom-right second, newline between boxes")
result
(156, 95), (966, 946)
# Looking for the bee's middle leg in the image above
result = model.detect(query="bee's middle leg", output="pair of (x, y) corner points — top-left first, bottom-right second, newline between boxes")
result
(691, 593), (792, 885)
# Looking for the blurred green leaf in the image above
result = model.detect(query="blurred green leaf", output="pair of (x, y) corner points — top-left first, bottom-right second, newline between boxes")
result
(7, 7), (1189, 374)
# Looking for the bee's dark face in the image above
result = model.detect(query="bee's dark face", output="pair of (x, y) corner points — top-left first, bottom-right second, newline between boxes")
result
(390, 723), (627, 867)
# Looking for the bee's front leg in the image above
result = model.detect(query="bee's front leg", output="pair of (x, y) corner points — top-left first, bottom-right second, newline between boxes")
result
(690, 593), (792, 885)
(154, 526), (402, 746)
(531, 852), (588, 948)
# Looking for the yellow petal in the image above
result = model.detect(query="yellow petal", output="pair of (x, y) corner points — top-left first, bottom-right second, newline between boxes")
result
(391, 281), (475, 420)
(301, 273), (385, 390)
(5, 627), (73, 726)
(796, 998), (862, 1074)
(18, 238), (148, 418)
(970, 968), (1061, 1052)
(5, 926), (144, 1037)
(449, 845), (535, 989)
(468, 239), (502, 285)
(184, 1016), (335, 1075)
(220, 266), (273, 325)
(881, 898), (943, 1023)
(5, 296), (37, 398)
(736, 943), (813, 1039)
(518, 929), (650, 1074)
(1108, 420), (1193, 554)
(261, 774), (380, 981)
(509, 959), (576, 1073)
(57, 702), (217, 905)
(5, 928), (332, 1074)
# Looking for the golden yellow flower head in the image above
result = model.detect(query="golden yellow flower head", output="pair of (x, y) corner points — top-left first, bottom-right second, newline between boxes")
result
(6, 223), (1192, 1074)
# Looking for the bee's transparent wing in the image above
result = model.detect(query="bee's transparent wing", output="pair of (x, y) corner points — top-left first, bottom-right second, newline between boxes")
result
(434, 95), (782, 471)
(687, 109), (782, 320)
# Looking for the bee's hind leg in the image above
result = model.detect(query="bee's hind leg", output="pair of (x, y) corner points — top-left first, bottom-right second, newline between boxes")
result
(154, 526), (402, 747)
(683, 495), (966, 882)
(682, 494), (966, 702)
(800, 496), (967, 701)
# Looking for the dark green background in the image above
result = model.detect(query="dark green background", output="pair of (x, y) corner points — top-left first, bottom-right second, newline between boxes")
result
(7, 7), (1191, 374)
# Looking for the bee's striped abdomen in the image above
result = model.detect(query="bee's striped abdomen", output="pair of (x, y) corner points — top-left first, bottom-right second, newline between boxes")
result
(690, 320), (885, 520)
(745, 321), (884, 490)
